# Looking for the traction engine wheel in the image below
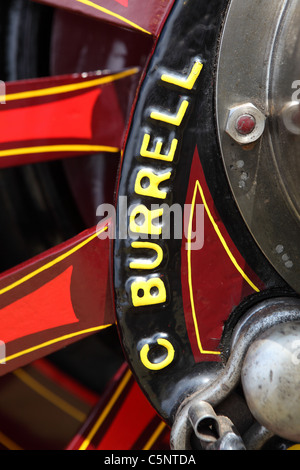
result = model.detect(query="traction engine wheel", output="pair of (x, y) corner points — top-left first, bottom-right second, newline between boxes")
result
(0, 0), (299, 451)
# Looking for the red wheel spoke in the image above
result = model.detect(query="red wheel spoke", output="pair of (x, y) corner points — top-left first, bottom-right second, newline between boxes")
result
(31, 0), (176, 37)
(0, 67), (140, 168)
(0, 218), (114, 375)
(66, 364), (170, 450)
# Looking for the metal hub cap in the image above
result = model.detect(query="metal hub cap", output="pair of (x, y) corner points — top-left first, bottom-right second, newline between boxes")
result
(216, 0), (300, 292)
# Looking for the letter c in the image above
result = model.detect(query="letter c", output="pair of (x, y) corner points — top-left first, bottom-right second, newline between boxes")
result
(140, 338), (175, 370)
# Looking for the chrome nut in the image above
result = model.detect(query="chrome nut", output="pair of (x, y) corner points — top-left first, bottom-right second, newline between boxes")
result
(225, 103), (266, 145)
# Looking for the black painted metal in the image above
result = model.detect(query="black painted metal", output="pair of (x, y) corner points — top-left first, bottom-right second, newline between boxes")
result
(114, 0), (229, 424)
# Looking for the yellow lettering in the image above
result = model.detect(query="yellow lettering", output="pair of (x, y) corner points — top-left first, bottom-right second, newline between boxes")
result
(140, 338), (175, 370)
(131, 277), (166, 307)
(150, 99), (189, 126)
(129, 204), (163, 235)
(129, 241), (163, 270)
(161, 60), (203, 90)
(140, 133), (178, 162)
(135, 168), (171, 200)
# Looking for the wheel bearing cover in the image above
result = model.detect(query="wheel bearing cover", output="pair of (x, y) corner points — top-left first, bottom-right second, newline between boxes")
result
(216, 0), (300, 293)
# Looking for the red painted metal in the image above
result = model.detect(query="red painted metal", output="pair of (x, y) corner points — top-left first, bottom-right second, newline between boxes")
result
(0, 0), (177, 452)
(114, 0), (128, 6)
(0, 218), (114, 375)
(0, 69), (140, 168)
(0, 360), (169, 450)
(0, 267), (78, 344)
(50, 8), (154, 77)
(66, 363), (170, 450)
(181, 147), (265, 363)
(1, 89), (100, 143)
(32, 0), (176, 37)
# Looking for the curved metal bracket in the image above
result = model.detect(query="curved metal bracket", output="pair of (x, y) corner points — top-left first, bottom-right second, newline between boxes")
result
(170, 297), (300, 450)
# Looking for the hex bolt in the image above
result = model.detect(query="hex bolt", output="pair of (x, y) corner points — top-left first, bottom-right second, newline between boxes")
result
(225, 103), (266, 145)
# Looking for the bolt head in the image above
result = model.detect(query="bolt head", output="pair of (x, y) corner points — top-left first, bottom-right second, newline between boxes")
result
(225, 103), (266, 144)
